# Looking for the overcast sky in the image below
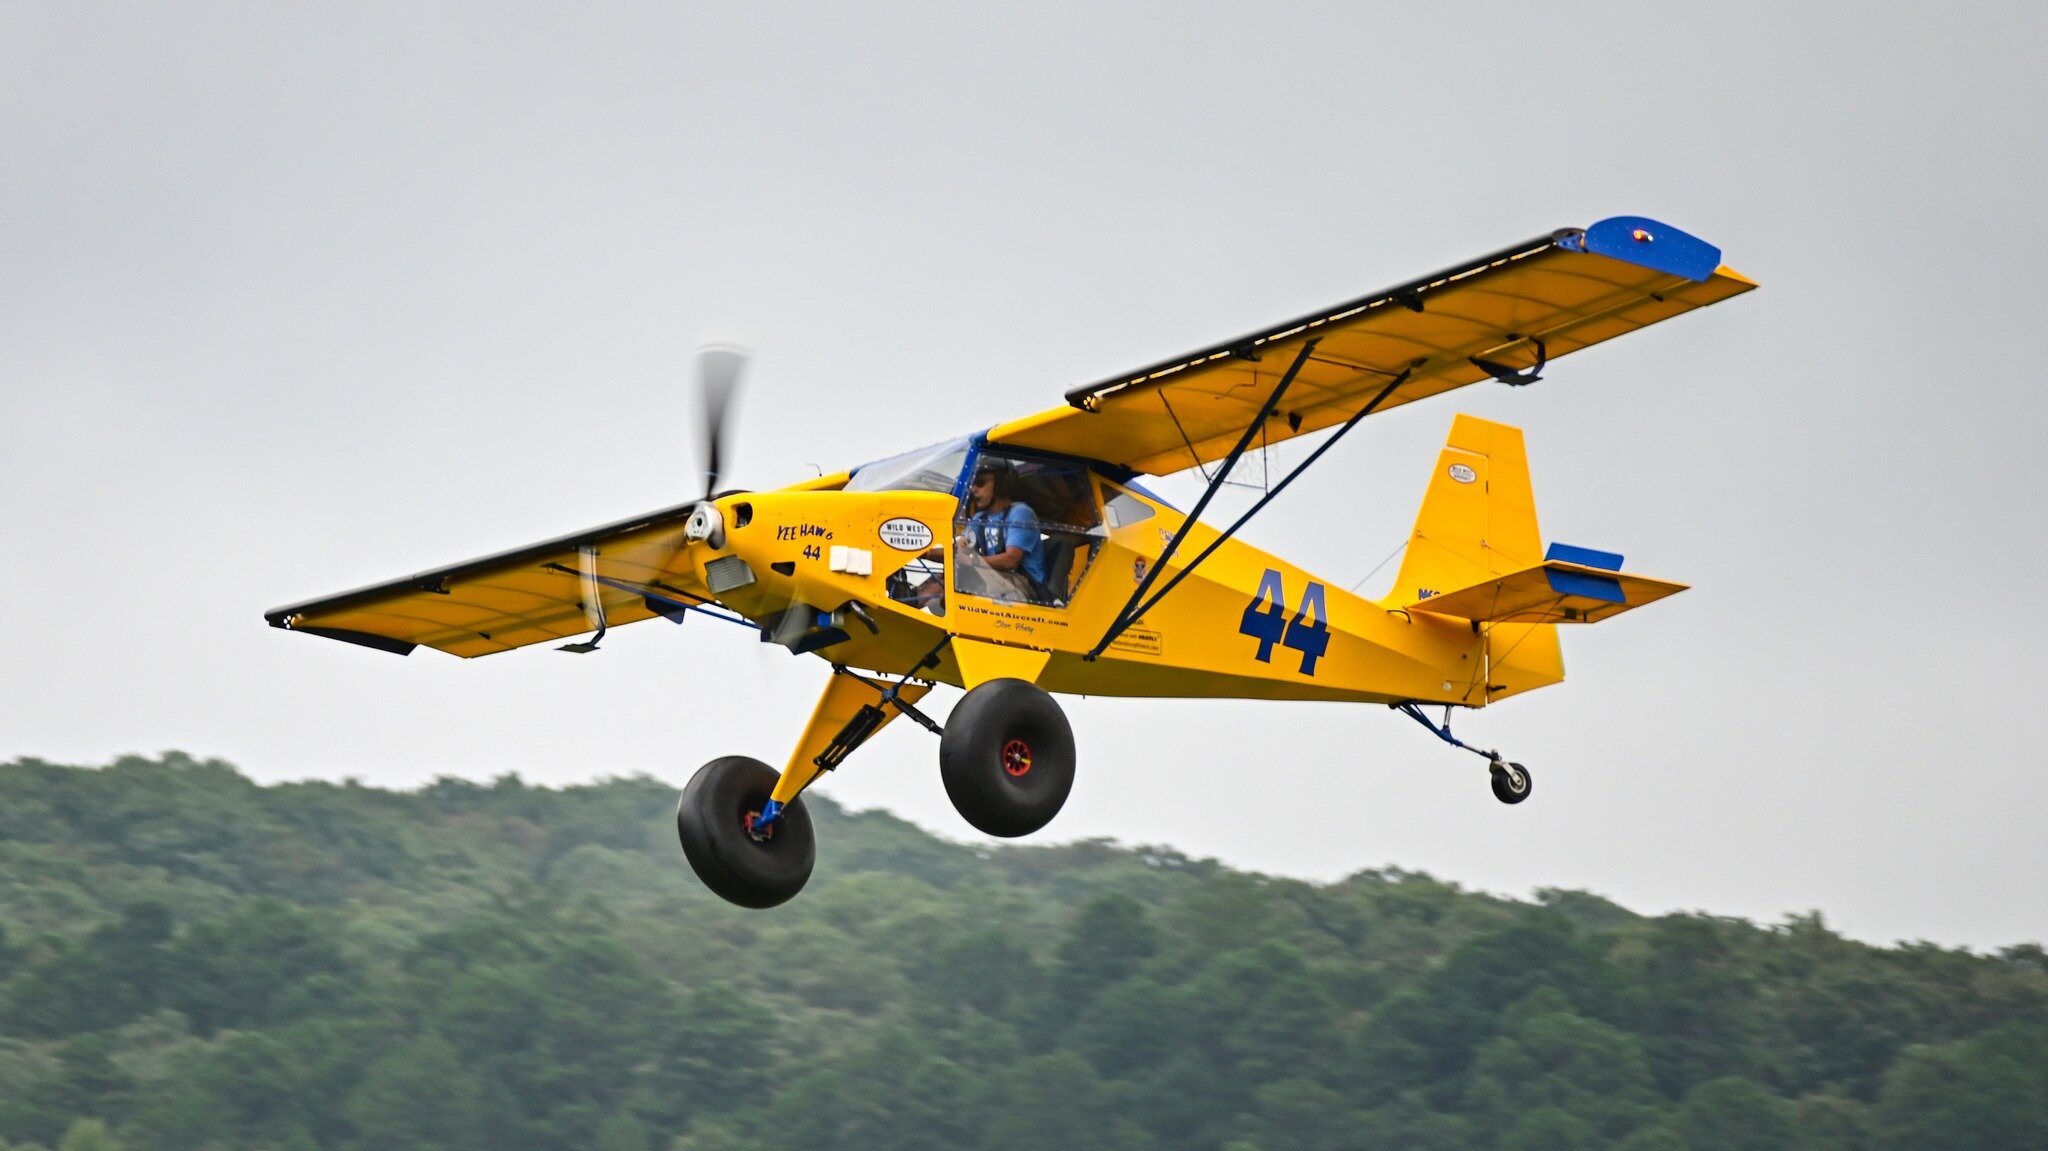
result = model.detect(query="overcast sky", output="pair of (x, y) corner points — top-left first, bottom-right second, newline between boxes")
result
(4, 2), (2044, 949)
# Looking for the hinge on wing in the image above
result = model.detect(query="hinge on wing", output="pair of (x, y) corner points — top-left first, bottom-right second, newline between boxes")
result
(1470, 335), (1548, 386)
(557, 546), (608, 653)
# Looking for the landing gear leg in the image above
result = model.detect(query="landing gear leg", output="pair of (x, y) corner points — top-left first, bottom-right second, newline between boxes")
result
(677, 666), (937, 908)
(1394, 702), (1534, 806)
(764, 666), (937, 819)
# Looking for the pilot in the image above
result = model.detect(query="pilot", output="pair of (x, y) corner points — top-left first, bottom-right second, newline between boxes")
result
(954, 461), (1047, 602)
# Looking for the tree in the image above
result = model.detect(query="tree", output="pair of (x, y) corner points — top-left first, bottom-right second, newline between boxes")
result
(55, 1121), (117, 1151)
(1208, 942), (1345, 1084)
(637, 982), (777, 1130)
(1790, 1095), (1870, 1151)
(1052, 894), (1158, 1009)
(1347, 912), (1614, 1101)
(979, 1052), (1152, 1151)
(1349, 1091), (1472, 1151)
(2, 906), (171, 1038)
(1873, 1023), (2048, 1149)
(0, 1038), (133, 1148)
(344, 1036), (488, 1151)
(910, 926), (1041, 1021)
(1613, 1126), (1688, 1151)
(1629, 918), (1769, 1096)
(166, 900), (353, 1035)
(1237, 1078), (1354, 1151)
(0, 757), (2045, 1151)
(1463, 994), (1664, 1142)
(1675, 1077), (1795, 1151)
(1068, 977), (1188, 1078)
(1500, 1106), (1599, 1151)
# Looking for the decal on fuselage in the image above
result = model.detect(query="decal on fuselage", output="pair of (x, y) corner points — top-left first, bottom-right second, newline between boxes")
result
(1238, 569), (1331, 676)
(879, 518), (934, 551)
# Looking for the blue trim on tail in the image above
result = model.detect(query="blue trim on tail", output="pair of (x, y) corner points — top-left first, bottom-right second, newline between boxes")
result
(1546, 567), (1625, 604)
(1545, 542), (1624, 570)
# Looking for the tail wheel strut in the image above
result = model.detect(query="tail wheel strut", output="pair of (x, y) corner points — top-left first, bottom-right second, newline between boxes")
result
(1395, 702), (1535, 807)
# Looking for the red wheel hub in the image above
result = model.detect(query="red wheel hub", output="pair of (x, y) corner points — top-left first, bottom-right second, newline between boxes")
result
(743, 811), (775, 842)
(1001, 738), (1033, 777)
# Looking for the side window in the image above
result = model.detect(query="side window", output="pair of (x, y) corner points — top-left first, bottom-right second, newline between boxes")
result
(1102, 485), (1156, 529)
(951, 454), (1103, 607)
(884, 544), (948, 618)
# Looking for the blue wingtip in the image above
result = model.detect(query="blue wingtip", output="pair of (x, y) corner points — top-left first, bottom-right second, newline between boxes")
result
(1558, 216), (1722, 282)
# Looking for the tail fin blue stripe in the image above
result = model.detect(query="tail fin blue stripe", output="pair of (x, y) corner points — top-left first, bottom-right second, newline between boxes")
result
(1546, 542), (1624, 571)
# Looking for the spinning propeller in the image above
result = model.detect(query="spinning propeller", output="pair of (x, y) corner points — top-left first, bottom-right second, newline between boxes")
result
(683, 342), (751, 550)
(694, 342), (749, 501)
(562, 342), (752, 653)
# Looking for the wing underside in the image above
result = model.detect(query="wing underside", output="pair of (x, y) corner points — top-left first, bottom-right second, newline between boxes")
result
(265, 502), (713, 658)
(989, 217), (1754, 476)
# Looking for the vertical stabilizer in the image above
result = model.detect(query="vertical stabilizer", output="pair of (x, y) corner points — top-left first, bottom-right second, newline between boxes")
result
(1389, 415), (1561, 700)
(1390, 415), (1544, 607)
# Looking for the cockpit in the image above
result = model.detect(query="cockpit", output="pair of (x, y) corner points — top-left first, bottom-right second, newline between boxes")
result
(849, 435), (1112, 614)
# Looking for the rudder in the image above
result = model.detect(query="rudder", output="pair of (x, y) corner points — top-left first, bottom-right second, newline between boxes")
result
(1389, 415), (1545, 609)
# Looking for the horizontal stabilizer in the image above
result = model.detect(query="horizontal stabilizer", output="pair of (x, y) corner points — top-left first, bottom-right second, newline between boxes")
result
(1410, 559), (1686, 624)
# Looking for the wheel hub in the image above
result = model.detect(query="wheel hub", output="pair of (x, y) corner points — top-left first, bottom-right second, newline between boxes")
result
(1001, 738), (1033, 777)
(743, 810), (776, 842)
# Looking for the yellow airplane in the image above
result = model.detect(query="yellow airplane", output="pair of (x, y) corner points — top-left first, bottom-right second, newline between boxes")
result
(267, 216), (1754, 907)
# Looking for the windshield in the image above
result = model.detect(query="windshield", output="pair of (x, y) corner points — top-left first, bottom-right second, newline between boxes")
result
(845, 437), (972, 494)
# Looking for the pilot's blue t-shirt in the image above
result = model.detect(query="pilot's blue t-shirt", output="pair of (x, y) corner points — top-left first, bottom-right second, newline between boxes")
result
(969, 503), (1047, 585)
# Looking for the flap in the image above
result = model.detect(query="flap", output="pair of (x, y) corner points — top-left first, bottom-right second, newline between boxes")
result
(989, 217), (1754, 476)
(1409, 561), (1688, 625)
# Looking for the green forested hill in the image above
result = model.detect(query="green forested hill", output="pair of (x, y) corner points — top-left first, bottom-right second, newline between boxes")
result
(0, 754), (2041, 1151)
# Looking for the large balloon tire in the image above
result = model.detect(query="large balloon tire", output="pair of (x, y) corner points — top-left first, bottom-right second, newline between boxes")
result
(676, 756), (815, 908)
(939, 679), (1076, 837)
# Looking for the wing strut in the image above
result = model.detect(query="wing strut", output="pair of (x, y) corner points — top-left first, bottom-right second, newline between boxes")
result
(1084, 356), (1414, 661)
(539, 562), (762, 631)
(1084, 340), (1321, 661)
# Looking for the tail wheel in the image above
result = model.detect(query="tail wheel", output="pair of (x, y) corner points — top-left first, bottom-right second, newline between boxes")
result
(676, 756), (815, 908)
(1490, 761), (1533, 805)
(940, 678), (1075, 837)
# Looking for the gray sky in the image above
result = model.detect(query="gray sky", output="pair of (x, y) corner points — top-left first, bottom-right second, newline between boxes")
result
(4, 2), (2044, 949)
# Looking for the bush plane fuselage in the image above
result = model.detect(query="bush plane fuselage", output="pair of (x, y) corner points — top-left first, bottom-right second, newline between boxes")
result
(267, 215), (1753, 907)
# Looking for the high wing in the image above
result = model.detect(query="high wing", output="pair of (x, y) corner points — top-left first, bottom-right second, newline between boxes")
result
(988, 216), (1754, 476)
(266, 501), (720, 658)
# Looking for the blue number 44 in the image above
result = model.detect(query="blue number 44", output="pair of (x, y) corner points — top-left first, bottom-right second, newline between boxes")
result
(1238, 569), (1330, 676)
